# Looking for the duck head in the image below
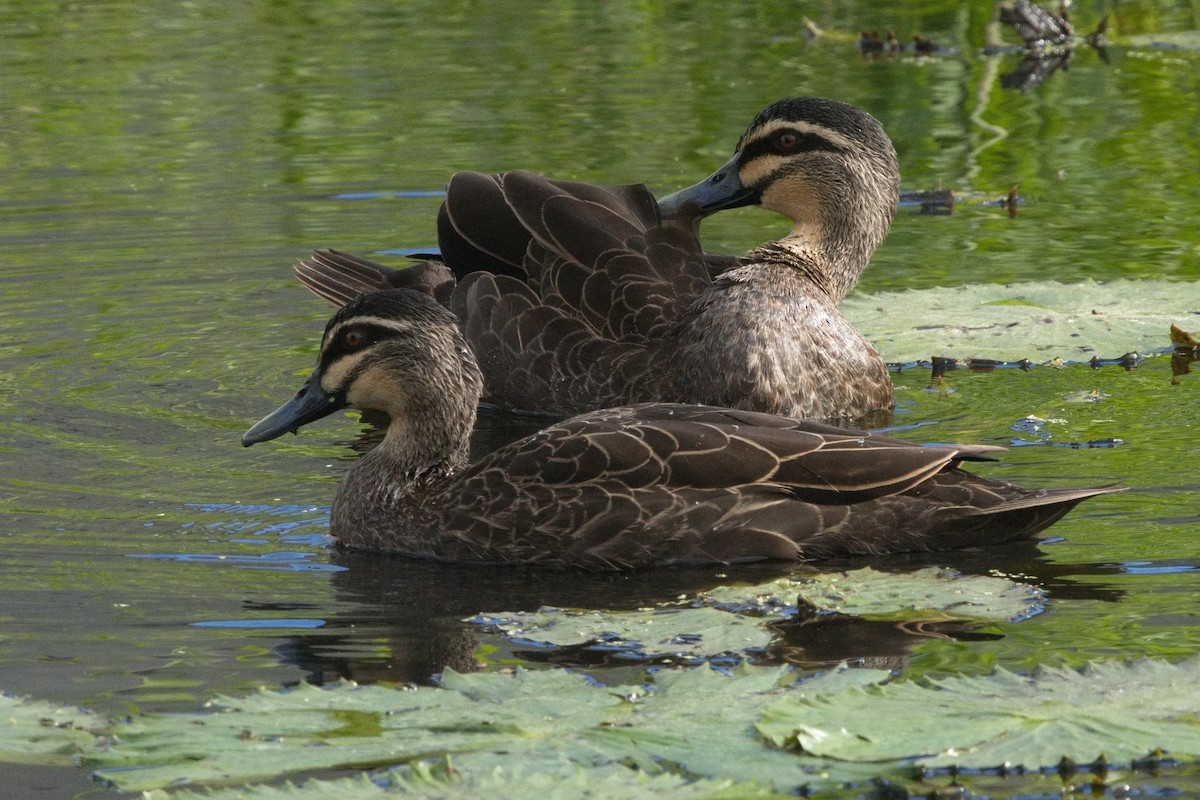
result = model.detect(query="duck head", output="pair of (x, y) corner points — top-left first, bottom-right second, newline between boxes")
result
(658, 97), (900, 301)
(243, 290), (482, 472)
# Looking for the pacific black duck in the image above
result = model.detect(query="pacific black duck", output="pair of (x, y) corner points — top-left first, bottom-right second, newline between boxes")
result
(242, 288), (1123, 569)
(293, 96), (898, 423)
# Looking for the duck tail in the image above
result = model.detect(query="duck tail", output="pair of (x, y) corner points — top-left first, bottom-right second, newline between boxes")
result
(295, 250), (452, 307)
(294, 249), (396, 306)
(960, 483), (1127, 540)
(970, 483), (1127, 514)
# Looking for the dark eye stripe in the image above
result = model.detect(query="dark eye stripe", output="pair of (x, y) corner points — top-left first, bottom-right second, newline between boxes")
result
(740, 130), (843, 164)
(322, 322), (398, 362)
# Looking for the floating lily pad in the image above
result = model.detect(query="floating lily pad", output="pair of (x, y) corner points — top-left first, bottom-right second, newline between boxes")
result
(474, 568), (1042, 663)
(757, 657), (1200, 769)
(153, 758), (792, 800)
(842, 279), (1197, 362)
(10, 658), (1200, 796)
(471, 606), (773, 661)
(0, 694), (105, 766)
(701, 566), (1043, 622)
(88, 666), (880, 793)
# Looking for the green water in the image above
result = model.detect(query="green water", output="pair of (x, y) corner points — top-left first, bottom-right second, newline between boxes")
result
(1, 0), (1199, 795)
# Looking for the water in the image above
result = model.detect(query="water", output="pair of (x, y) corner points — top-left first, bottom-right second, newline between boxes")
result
(1, 0), (1198, 795)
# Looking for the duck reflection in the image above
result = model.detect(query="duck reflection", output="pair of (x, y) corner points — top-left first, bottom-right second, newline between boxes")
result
(264, 537), (1124, 687)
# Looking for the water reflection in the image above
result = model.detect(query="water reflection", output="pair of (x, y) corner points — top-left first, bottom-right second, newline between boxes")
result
(278, 556), (789, 685)
(255, 537), (1128, 688)
(992, 0), (1110, 92)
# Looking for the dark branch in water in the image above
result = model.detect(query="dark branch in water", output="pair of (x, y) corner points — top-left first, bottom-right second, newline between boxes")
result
(1170, 325), (1199, 382)
(999, 0), (1073, 48)
(996, 1), (1108, 91)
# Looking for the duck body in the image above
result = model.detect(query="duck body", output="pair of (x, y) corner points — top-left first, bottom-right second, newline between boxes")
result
(445, 202), (891, 422)
(295, 97), (900, 423)
(330, 403), (1110, 569)
(662, 258), (893, 420)
(243, 289), (1123, 570)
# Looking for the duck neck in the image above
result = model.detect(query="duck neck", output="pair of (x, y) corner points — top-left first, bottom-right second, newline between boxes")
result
(334, 387), (477, 524)
(376, 406), (474, 489)
(759, 172), (895, 303)
(746, 236), (843, 301)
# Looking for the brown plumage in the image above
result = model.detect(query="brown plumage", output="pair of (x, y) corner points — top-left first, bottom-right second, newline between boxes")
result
(294, 97), (898, 424)
(242, 289), (1124, 570)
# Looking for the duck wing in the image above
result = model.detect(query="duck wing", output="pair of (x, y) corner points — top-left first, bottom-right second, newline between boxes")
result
(462, 403), (989, 503)
(439, 173), (718, 409)
(293, 171), (703, 329)
(795, 474), (1125, 559)
(438, 170), (672, 286)
(498, 170), (712, 342)
(434, 403), (1123, 567)
(449, 272), (655, 412)
(437, 171), (528, 281)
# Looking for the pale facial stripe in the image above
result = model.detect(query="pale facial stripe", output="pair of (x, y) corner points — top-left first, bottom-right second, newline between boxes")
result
(736, 120), (856, 191)
(319, 316), (416, 392)
(324, 316), (415, 344)
(739, 119), (857, 153)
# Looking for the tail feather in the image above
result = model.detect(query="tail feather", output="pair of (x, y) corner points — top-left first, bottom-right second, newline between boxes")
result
(964, 483), (1127, 517)
(295, 249), (395, 306)
(295, 250), (453, 307)
(943, 483), (1127, 545)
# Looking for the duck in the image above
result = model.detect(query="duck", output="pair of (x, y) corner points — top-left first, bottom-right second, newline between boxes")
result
(292, 96), (898, 424)
(242, 287), (1123, 570)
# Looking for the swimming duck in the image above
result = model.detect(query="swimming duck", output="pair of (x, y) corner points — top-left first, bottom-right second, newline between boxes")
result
(242, 288), (1122, 569)
(293, 96), (897, 423)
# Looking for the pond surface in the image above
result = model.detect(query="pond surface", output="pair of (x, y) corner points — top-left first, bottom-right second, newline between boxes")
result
(1, 0), (1198, 796)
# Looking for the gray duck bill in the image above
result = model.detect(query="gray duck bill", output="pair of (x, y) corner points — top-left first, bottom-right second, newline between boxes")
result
(656, 152), (760, 219)
(242, 371), (345, 446)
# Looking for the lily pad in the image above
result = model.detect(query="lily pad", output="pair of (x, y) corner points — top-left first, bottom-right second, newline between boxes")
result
(84, 665), (896, 793)
(0, 694), (105, 766)
(842, 279), (1197, 363)
(153, 759), (792, 800)
(471, 606), (774, 661)
(473, 568), (1042, 663)
(10, 658), (1200, 795)
(701, 566), (1043, 622)
(757, 656), (1200, 769)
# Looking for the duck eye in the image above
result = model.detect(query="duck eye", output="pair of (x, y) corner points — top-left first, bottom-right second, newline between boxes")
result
(775, 132), (799, 151)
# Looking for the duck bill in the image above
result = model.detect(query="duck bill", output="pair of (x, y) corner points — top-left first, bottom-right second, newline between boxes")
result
(242, 371), (345, 446)
(656, 152), (760, 220)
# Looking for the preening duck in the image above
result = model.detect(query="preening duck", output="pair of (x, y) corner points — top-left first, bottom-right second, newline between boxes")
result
(294, 96), (898, 423)
(242, 288), (1123, 570)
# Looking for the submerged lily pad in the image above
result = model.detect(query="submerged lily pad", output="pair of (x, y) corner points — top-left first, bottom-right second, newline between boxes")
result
(842, 279), (1197, 362)
(757, 656), (1200, 769)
